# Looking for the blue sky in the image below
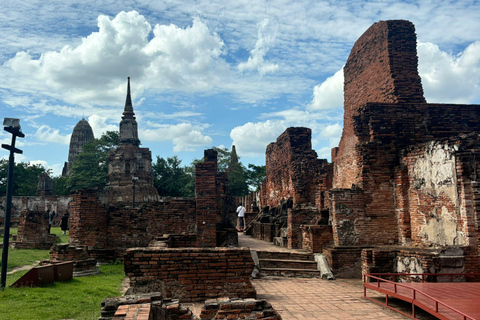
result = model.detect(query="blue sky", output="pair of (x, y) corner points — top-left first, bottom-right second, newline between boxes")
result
(1, 1), (480, 176)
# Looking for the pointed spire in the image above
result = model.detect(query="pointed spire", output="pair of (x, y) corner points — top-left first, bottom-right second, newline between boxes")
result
(231, 145), (239, 165)
(119, 77), (140, 146)
(123, 76), (134, 116)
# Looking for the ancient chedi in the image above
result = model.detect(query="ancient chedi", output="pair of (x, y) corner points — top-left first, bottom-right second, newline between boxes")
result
(106, 77), (159, 205)
(62, 118), (95, 176)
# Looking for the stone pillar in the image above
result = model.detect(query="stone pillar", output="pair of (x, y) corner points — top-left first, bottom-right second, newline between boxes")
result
(196, 150), (218, 247)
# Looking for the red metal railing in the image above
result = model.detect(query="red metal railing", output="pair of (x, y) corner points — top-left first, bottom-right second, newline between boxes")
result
(363, 273), (480, 320)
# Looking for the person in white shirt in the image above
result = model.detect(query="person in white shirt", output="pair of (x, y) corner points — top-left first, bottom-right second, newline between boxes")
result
(236, 203), (246, 231)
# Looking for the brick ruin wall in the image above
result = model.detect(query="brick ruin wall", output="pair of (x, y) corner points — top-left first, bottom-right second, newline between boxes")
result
(124, 247), (256, 302)
(69, 189), (196, 256)
(263, 127), (332, 209)
(361, 246), (480, 279)
(329, 104), (480, 247)
(14, 210), (58, 249)
(335, 20), (425, 189)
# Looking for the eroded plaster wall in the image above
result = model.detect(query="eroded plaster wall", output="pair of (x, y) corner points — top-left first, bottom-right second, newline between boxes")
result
(403, 141), (466, 247)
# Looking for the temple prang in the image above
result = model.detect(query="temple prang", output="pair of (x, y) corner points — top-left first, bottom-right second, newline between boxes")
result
(106, 77), (159, 205)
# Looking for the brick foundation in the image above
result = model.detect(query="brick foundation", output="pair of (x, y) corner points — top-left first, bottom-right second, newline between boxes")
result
(300, 225), (333, 253)
(323, 245), (367, 279)
(124, 247), (256, 302)
(200, 297), (282, 320)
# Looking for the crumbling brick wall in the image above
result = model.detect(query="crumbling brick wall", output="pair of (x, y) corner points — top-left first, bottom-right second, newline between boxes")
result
(106, 199), (196, 253)
(69, 189), (196, 256)
(264, 127), (332, 209)
(328, 19), (480, 249)
(124, 247), (256, 302)
(15, 210), (57, 249)
(335, 20), (425, 189)
(200, 298), (281, 320)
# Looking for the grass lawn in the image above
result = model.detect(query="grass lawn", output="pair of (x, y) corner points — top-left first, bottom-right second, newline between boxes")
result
(0, 228), (126, 320)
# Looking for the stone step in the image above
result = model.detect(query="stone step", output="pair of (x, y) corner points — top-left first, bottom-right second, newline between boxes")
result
(260, 267), (320, 278)
(256, 250), (315, 261)
(260, 258), (318, 270)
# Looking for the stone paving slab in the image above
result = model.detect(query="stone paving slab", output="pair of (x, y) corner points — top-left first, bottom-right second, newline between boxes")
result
(239, 233), (408, 319)
(253, 277), (407, 320)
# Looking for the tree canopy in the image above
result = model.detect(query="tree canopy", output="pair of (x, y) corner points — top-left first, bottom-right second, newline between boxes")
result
(0, 159), (47, 196)
(67, 131), (119, 191)
(153, 155), (194, 197)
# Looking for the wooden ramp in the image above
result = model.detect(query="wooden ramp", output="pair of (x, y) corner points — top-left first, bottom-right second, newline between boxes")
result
(364, 273), (480, 320)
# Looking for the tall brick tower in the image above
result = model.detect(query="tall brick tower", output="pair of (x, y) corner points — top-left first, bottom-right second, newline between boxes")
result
(106, 77), (159, 205)
(333, 20), (425, 189)
(62, 118), (95, 176)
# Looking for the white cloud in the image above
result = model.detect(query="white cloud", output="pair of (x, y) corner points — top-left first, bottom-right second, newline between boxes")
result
(308, 68), (344, 111)
(230, 120), (287, 157)
(88, 114), (118, 138)
(141, 123), (213, 152)
(313, 123), (342, 151)
(1, 11), (229, 106)
(418, 41), (480, 104)
(28, 160), (63, 176)
(238, 19), (279, 76)
(35, 125), (70, 145)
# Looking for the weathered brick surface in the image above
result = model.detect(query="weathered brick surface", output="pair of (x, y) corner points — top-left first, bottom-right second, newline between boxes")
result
(0, 195), (71, 224)
(300, 225), (333, 253)
(323, 245), (365, 279)
(336, 20), (425, 188)
(196, 150), (220, 248)
(100, 294), (195, 320)
(69, 189), (108, 249)
(49, 243), (98, 272)
(107, 144), (160, 205)
(328, 19), (480, 257)
(69, 189), (196, 256)
(124, 247), (256, 302)
(200, 297), (282, 320)
(263, 127), (332, 209)
(14, 210), (57, 249)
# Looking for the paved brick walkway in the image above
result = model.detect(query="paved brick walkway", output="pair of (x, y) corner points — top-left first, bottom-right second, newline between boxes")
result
(239, 233), (407, 320)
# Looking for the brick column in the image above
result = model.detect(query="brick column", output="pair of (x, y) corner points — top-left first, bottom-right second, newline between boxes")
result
(196, 150), (218, 247)
(69, 189), (108, 249)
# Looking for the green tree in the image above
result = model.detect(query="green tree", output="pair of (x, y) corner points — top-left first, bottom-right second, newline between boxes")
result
(227, 162), (249, 196)
(209, 146), (248, 196)
(245, 164), (266, 191)
(52, 175), (70, 196)
(67, 131), (119, 190)
(153, 156), (194, 197)
(0, 160), (46, 196)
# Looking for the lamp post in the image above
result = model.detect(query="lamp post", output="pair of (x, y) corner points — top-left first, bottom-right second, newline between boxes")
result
(132, 177), (138, 208)
(1, 118), (24, 289)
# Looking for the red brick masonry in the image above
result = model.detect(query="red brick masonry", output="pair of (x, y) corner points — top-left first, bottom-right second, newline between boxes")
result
(124, 247), (257, 302)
